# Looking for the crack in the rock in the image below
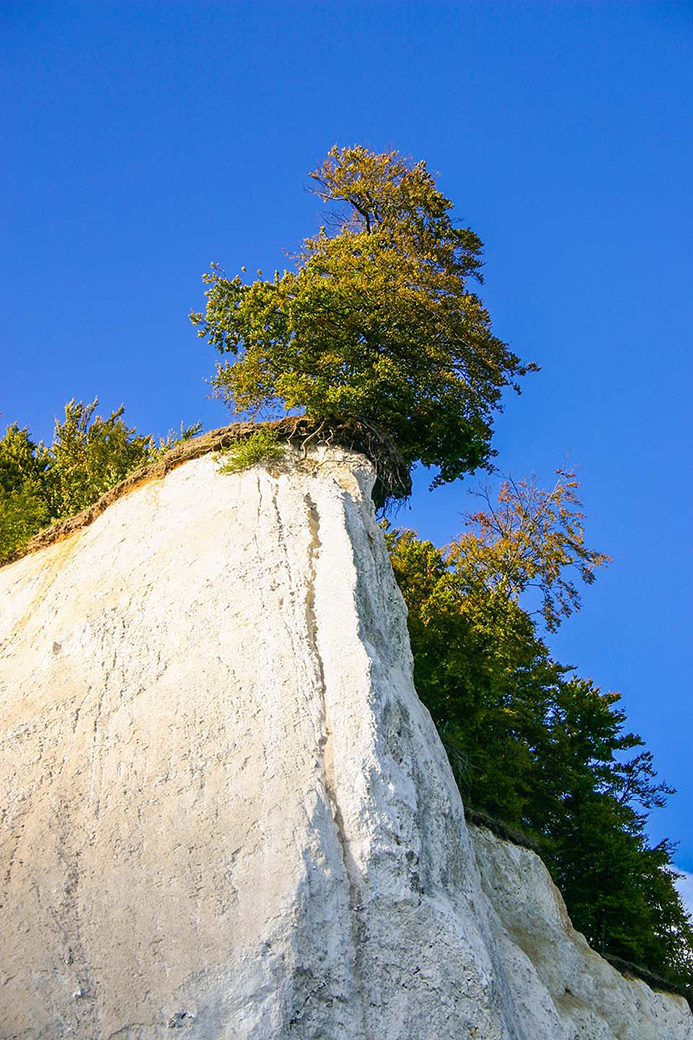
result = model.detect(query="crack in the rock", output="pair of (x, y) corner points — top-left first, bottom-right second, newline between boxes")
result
(303, 492), (371, 1040)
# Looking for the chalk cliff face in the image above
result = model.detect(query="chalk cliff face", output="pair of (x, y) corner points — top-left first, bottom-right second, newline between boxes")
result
(1, 446), (691, 1040)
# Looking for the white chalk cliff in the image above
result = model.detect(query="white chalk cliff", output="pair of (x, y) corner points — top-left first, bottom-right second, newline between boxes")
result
(1, 445), (691, 1039)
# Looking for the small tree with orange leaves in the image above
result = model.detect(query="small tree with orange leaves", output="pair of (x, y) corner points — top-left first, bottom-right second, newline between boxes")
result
(449, 468), (612, 632)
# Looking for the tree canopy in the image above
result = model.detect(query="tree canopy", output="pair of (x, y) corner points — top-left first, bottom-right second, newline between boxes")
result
(385, 472), (693, 988)
(191, 145), (536, 492)
(450, 468), (612, 631)
(0, 400), (199, 564)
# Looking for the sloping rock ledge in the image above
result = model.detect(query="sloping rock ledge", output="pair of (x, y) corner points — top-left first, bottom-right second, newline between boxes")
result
(1, 417), (410, 569)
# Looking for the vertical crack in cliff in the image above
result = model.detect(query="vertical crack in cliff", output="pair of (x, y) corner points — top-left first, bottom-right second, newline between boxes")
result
(303, 491), (370, 1038)
(263, 478), (368, 1031)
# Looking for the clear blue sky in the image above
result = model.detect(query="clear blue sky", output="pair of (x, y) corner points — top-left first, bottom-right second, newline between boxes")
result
(2, 2), (691, 869)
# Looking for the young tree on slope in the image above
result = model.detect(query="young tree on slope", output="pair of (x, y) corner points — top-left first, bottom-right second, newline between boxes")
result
(191, 145), (537, 493)
(0, 401), (200, 564)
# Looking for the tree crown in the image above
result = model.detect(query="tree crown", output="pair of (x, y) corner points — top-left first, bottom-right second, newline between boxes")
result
(449, 468), (612, 631)
(192, 145), (537, 496)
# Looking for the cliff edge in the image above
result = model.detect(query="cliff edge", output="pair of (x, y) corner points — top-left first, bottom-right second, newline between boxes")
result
(1, 446), (690, 1039)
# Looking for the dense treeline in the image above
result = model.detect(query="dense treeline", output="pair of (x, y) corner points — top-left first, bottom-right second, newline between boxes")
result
(385, 472), (693, 987)
(0, 399), (199, 564)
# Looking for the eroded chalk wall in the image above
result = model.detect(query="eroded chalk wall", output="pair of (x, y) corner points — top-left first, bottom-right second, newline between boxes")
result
(1, 447), (691, 1039)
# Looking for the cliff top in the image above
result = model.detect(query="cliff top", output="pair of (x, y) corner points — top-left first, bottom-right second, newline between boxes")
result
(2, 416), (410, 569)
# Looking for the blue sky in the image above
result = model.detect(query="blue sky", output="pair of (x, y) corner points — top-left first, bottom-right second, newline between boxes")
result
(2, 2), (691, 869)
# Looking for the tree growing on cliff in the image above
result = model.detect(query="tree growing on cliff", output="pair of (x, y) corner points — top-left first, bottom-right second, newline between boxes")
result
(385, 468), (612, 821)
(0, 400), (200, 563)
(46, 399), (154, 518)
(448, 468), (612, 631)
(191, 145), (536, 492)
(0, 424), (51, 562)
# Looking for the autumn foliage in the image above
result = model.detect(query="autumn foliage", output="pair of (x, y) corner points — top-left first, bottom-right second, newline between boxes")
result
(192, 145), (536, 491)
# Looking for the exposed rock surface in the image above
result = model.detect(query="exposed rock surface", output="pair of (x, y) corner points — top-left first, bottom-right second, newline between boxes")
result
(1, 446), (690, 1039)
(471, 826), (692, 1039)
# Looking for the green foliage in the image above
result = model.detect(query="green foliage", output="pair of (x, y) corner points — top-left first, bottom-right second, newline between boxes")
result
(46, 399), (153, 517)
(192, 145), (537, 493)
(149, 420), (203, 461)
(0, 400), (201, 564)
(386, 473), (693, 987)
(0, 425), (51, 557)
(216, 428), (284, 474)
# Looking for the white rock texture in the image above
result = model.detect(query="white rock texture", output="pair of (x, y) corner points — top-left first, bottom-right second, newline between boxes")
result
(0, 446), (691, 1040)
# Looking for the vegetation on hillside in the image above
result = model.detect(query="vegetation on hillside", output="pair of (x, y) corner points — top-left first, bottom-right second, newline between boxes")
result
(2, 145), (690, 991)
(0, 399), (199, 563)
(386, 472), (693, 988)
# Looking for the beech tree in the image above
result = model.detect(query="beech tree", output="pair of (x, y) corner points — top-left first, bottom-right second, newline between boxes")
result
(46, 399), (154, 518)
(0, 424), (51, 562)
(191, 145), (536, 491)
(450, 468), (612, 631)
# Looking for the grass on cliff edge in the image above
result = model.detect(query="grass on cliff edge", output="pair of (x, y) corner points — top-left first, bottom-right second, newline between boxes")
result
(216, 428), (285, 474)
